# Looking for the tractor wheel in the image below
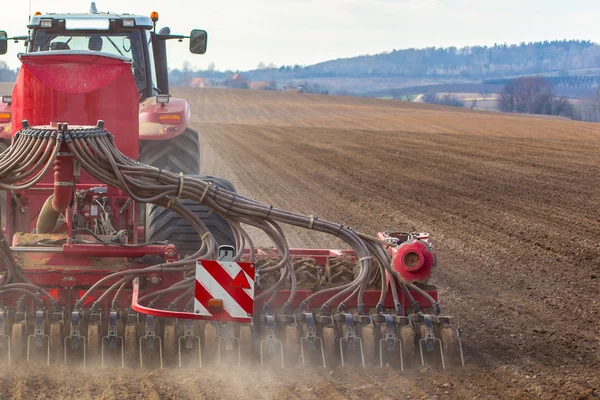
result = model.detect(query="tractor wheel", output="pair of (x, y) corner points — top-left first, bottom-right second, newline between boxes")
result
(145, 176), (236, 257)
(139, 128), (200, 174)
(0, 139), (8, 227)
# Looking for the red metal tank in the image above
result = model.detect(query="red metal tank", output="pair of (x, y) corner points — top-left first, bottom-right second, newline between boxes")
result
(11, 52), (139, 158)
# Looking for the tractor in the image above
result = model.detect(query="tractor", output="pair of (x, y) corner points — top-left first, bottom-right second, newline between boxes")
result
(0, 5), (463, 370)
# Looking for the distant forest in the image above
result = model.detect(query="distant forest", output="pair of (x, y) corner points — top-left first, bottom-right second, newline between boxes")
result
(170, 40), (600, 85)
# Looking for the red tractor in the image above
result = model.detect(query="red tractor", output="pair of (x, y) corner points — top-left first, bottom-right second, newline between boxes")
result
(0, 6), (463, 370)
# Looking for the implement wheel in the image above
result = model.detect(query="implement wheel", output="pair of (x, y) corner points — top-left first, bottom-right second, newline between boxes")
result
(163, 324), (177, 367)
(124, 324), (138, 368)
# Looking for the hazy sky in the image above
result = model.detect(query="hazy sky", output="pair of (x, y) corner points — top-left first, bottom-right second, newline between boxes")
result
(2, 0), (600, 71)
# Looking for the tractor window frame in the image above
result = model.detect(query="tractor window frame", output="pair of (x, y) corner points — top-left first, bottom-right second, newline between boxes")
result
(30, 28), (152, 99)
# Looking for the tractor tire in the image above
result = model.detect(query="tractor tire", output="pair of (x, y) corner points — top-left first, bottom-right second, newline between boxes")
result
(139, 128), (200, 174)
(145, 176), (236, 257)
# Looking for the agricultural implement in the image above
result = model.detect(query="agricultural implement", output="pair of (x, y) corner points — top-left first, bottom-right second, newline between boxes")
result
(0, 6), (464, 370)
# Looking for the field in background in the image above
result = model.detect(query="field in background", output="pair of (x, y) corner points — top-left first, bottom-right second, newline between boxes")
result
(175, 87), (600, 399)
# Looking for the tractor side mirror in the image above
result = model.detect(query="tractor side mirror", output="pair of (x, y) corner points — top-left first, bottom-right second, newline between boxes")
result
(189, 29), (207, 55)
(0, 31), (8, 55)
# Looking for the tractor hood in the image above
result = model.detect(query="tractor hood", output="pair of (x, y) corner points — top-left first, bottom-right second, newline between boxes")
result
(11, 51), (139, 158)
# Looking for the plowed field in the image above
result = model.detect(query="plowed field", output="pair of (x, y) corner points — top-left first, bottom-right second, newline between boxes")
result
(2, 87), (599, 399)
(181, 88), (600, 399)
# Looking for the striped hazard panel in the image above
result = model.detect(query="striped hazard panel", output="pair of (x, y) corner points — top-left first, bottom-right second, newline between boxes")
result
(194, 260), (256, 323)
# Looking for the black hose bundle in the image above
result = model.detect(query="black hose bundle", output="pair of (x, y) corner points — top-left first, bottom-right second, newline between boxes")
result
(0, 123), (433, 315)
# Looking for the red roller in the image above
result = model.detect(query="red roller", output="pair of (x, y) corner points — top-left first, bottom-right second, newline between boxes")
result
(391, 239), (436, 283)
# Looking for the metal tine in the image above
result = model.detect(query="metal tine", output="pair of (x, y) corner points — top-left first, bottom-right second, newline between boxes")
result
(260, 315), (284, 368)
(139, 315), (162, 369)
(101, 310), (124, 368)
(300, 312), (326, 368)
(379, 314), (403, 370)
(64, 310), (86, 368)
(339, 313), (365, 368)
(178, 335), (201, 368)
(457, 324), (465, 367)
(418, 315), (445, 370)
(101, 336), (124, 368)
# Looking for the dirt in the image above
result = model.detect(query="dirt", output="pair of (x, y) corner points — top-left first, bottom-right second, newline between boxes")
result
(4, 88), (600, 399)
(184, 88), (600, 399)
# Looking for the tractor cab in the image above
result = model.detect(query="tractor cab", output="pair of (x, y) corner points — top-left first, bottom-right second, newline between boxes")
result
(22, 11), (207, 101)
(0, 7), (207, 142)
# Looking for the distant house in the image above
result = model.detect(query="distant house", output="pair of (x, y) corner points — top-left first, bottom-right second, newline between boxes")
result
(189, 77), (206, 88)
(223, 74), (249, 89)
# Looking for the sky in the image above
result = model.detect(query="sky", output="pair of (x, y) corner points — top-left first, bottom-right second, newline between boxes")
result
(2, 0), (600, 71)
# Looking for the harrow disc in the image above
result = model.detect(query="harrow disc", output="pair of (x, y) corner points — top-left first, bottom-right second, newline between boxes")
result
(124, 324), (138, 368)
(400, 324), (416, 367)
(203, 323), (218, 363)
(11, 322), (26, 364)
(283, 324), (300, 366)
(361, 324), (377, 366)
(321, 326), (336, 368)
(440, 326), (459, 367)
(239, 324), (253, 366)
(49, 322), (63, 364)
(87, 322), (102, 363)
(163, 324), (178, 367)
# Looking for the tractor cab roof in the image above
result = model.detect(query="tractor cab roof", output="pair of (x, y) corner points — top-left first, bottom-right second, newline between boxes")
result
(28, 13), (153, 30)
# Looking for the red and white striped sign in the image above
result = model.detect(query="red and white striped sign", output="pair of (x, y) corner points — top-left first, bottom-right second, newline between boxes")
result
(194, 260), (256, 323)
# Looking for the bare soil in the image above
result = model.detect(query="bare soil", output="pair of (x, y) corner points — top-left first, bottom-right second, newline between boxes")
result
(4, 88), (599, 399)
